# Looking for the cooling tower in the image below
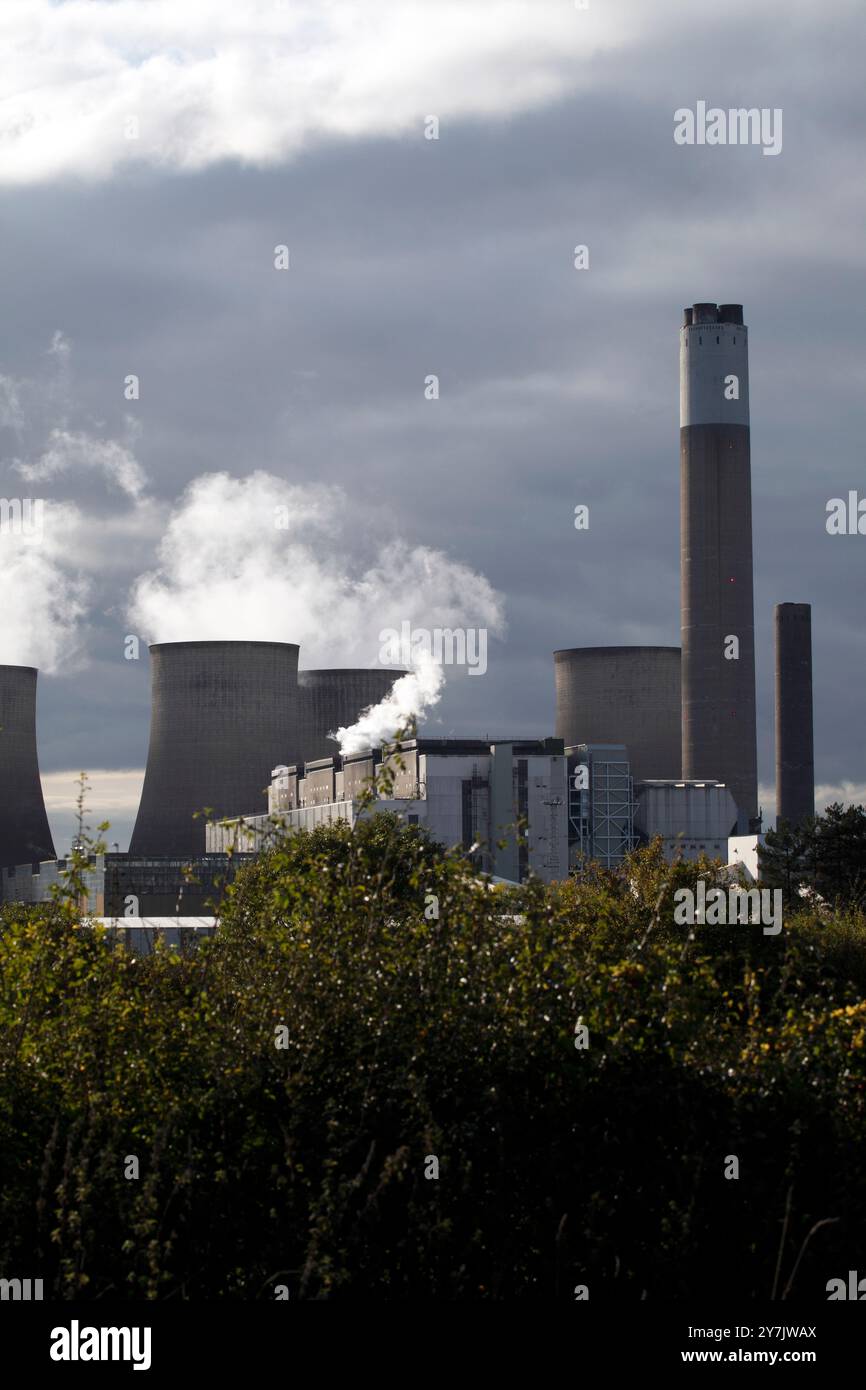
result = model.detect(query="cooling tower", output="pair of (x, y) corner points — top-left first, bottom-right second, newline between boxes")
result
(129, 641), (300, 857)
(680, 302), (758, 833)
(554, 646), (681, 782)
(297, 668), (407, 762)
(0, 666), (55, 869)
(775, 603), (815, 827)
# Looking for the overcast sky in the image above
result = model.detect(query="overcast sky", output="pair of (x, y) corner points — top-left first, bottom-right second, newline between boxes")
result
(1, 0), (864, 852)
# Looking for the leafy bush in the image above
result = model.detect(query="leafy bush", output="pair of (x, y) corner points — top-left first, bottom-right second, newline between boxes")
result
(1, 822), (864, 1300)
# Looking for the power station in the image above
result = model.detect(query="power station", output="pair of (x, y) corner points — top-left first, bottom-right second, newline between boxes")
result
(0, 298), (824, 910)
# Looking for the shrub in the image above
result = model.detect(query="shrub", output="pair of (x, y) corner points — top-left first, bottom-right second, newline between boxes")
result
(0, 824), (864, 1300)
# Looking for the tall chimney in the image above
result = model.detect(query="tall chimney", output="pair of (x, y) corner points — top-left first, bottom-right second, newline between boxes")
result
(129, 641), (300, 857)
(680, 302), (758, 833)
(774, 603), (814, 827)
(0, 665), (55, 869)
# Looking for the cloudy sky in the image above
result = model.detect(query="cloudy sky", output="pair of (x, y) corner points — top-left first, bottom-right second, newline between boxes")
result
(1, 0), (864, 852)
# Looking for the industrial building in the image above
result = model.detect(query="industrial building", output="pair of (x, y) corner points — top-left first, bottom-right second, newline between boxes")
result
(0, 666), (55, 869)
(775, 603), (815, 826)
(554, 647), (681, 783)
(0, 851), (248, 916)
(680, 303), (759, 833)
(634, 780), (737, 863)
(0, 298), (825, 911)
(128, 642), (404, 858)
(207, 738), (568, 885)
(560, 737), (735, 868)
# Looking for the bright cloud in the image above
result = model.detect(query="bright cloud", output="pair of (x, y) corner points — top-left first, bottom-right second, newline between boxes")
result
(127, 469), (505, 663)
(0, 0), (629, 185)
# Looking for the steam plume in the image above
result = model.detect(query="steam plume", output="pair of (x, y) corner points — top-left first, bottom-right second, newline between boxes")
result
(128, 470), (504, 733)
(337, 653), (445, 755)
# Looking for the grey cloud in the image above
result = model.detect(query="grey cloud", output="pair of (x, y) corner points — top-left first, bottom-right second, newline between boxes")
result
(0, 0), (863, 843)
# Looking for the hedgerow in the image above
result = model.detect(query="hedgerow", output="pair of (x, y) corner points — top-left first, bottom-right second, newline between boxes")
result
(1, 820), (864, 1300)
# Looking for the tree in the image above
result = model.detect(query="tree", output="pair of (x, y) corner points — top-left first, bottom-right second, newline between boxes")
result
(763, 803), (866, 908)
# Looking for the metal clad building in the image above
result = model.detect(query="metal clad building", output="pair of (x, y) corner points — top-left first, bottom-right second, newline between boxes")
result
(554, 646), (681, 783)
(129, 641), (300, 857)
(680, 302), (758, 833)
(0, 665), (55, 870)
(214, 738), (568, 884)
(775, 602), (815, 826)
(635, 779), (737, 861)
(0, 852), (248, 916)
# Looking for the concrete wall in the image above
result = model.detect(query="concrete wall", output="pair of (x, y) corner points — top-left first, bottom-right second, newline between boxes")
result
(129, 641), (300, 857)
(728, 834), (764, 881)
(0, 666), (55, 869)
(554, 647), (682, 783)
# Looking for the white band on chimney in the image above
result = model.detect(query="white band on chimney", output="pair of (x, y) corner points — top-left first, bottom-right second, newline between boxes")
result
(680, 322), (750, 428)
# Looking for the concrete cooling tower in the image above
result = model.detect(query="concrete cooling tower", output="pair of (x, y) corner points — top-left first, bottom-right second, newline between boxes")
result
(129, 641), (300, 857)
(297, 668), (407, 762)
(680, 302), (758, 833)
(775, 603), (815, 827)
(554, 646), (682, 782)
(0, 665), (55, 869)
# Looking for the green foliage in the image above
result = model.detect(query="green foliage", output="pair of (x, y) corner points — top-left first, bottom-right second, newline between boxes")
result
(1, 823), (865, 1301)
(762, 802), (866, 909)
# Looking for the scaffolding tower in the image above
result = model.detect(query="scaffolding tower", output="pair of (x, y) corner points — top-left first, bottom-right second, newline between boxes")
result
(567, 744), (636, 870)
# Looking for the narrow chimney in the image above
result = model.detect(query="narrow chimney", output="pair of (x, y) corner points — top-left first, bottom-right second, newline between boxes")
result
(775, 603), (815, 827)
(680, 302), (759, 832)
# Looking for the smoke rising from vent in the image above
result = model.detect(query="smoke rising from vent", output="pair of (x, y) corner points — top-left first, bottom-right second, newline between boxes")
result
(128, 475), (505, 721)
(337, 653), (446, 755)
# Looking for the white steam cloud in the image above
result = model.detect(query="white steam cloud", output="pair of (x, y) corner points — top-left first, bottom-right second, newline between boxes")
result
(0, 501), (90, 671)
(13, 425), (146, 500)
(128, 470), (505, 740)
(0, 333), (135, 672)
(337, 653), (446, 756)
